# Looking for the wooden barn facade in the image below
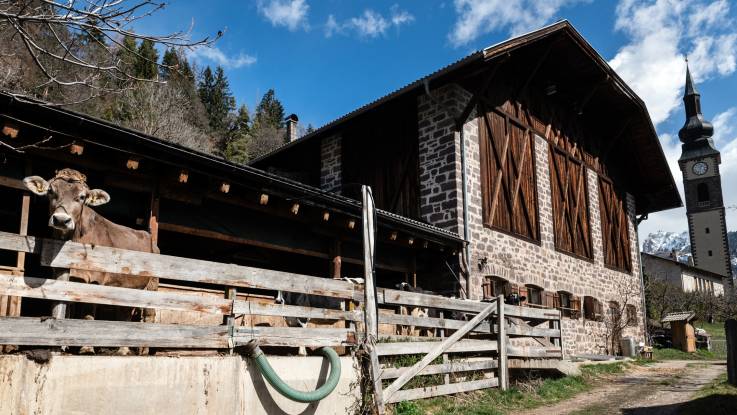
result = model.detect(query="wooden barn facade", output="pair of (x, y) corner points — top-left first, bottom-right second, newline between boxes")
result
(252, 21), (682, 356)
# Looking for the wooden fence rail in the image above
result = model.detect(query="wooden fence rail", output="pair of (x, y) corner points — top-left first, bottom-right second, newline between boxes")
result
(0, 229), (563, 408)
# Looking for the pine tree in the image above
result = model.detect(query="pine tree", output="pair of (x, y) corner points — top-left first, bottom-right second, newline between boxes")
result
(197, 66), (235, 134)
(254, 89), (285, 129)
(160, 48), (180, 80)
(224, 105), (252, 164)
(134, 39), (159, 80)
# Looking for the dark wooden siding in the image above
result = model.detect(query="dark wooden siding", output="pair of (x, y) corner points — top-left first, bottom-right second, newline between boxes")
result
(598, 177), (632, 272)
(478, 104), (539, 242)
(341, 99), (420, 219)
(549, 145), (593, 259)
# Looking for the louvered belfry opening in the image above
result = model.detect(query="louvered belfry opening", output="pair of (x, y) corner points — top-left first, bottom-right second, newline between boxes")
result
(549, 145), (593, 259)
(478, 102), (539, 242)
(598, 177), (632, 272)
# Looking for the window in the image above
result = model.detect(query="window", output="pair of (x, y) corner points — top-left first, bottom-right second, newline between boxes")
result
(549, 145), (593, 258)
(479, 105), (539, 242)
(526, 285), (543, 307)
(557, 291), (580, 319)
(609, 301), (622, 325)
(598, 177), (632, 272)
(482, 276), (510, 301)
(697, 183), (710, 203)
(706, 227), (710, 234)
(583, 296), (603, 321)
(625, 304), (637, 326)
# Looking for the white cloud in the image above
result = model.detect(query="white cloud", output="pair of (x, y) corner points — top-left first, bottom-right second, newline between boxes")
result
(257, 0), (309, 31)
(325, 6), (414, 39)
(188, 47), (257, 69)
(609, 0), (737, 126)
(448, 0), (583, 46)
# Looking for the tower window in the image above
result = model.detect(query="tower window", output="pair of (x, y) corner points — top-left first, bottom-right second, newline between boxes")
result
(697, 183), (710, 203)
(705, 227), (710, 234)
(708, 250), (713, 256)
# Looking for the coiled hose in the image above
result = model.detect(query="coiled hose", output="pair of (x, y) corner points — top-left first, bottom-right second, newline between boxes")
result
(243, 340), (341, 403)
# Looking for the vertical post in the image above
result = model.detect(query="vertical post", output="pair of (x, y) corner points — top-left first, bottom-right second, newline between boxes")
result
(496, 295), (508, 390)
(331, 240), (342, 280)
(440, 311), (449, 385)
(224, 287), (237, 353)
(362, 185), (385, 415)
(51, 269), (70, 319)
(727, 319), (737, 386)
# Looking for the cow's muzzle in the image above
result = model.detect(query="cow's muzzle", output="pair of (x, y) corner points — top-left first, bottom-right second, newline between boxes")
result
(50, 212), (74, 231)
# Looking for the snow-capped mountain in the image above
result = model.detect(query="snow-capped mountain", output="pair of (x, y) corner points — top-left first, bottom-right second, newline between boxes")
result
(642, 230), (737, 275)
(642, 231), (691, 262)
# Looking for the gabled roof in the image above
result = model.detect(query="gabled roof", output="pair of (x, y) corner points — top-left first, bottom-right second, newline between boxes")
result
(0, 91), (463, 246)
(251, 20), (682, 216)
(641, 252), (726, 281)
(661, 311), (696, 323)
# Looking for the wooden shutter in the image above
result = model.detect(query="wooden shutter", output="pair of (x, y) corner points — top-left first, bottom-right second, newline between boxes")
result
(571, 295), (581, 319)
(583, 296), (594, 320)
(518, 286), (529, 305)
(479, 105), (539, 241)
(544, 291), (557, 309)
(598, 177), (632, 272)
(595, 299), (604, 321)
(549, 145), (593, 258)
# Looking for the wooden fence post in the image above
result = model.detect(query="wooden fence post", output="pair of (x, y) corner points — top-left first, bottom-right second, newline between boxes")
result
(727, 319), (737, 386)
(362, 185), (385, 415)
(497, 295), (508, 391)
(51, 269), (70, 319)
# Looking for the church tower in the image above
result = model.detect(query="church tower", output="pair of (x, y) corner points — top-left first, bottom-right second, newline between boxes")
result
(678, 65), (731, 278)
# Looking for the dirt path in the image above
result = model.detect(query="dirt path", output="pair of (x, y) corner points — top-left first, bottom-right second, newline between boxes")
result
(517, 360), (726, 415)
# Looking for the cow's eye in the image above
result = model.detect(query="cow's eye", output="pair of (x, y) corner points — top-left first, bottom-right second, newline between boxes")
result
(79, 193), (87, 201)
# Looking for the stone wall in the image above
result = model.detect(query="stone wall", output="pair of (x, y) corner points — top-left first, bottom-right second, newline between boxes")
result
(416, 82), (646, 356)
(416, 84), (472, 234)
(320, 135), (342, 193)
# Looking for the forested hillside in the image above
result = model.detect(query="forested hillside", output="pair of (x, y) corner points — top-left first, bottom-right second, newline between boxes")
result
(0, 1), (305, 163)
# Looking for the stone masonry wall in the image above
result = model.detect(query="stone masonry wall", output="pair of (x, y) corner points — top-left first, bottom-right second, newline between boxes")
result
(416, 83), (646, 356)
(416, 84), (472, 234)
(320, 135), (342, 193)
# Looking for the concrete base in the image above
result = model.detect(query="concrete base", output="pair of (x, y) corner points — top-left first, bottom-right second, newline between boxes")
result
(0, 354), (360, 415)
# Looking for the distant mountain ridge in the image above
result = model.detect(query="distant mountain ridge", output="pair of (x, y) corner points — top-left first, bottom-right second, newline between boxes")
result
(642, 230), (737, 276)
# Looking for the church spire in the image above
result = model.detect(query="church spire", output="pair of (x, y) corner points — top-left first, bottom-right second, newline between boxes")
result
(678, 61), (714, 145)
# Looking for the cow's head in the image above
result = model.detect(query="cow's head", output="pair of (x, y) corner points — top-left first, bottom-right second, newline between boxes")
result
(23, 168), (110, 235)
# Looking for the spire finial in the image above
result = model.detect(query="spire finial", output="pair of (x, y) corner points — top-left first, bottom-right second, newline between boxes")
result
(684, 58), (698, 96)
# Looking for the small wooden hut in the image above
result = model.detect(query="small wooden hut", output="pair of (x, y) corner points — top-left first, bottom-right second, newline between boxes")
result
(662, 311), (697, 353)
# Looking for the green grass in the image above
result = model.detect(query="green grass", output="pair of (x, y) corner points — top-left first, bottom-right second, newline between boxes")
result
(679, 373), (737, 415)
(394, 361), (627, 415)
(652, 347), (721, 361)
(693, 321), (726, 340)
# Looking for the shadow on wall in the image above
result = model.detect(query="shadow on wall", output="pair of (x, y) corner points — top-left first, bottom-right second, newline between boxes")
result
(247, 354), (331, 415)
(622, 394), (737, 415)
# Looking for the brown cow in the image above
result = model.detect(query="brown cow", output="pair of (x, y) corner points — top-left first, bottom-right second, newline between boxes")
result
(23, 168), (159, 355)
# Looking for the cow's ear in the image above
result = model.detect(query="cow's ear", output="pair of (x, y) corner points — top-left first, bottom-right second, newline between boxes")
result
(85, 189), (110, 206)
(23, 176), (49, 196)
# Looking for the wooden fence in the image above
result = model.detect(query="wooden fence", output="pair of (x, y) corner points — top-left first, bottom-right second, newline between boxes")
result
(0, 229), (562, 410)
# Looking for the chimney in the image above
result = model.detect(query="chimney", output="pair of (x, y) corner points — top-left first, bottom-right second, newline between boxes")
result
(285, 114), (299, 142)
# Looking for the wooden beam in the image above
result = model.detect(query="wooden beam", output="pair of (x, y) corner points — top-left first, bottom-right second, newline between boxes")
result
(234, 326), (356, 348)
(69, 143), (84, 155)
(0, 175), (26, 191)
(385, 378), (499, 404)
(2, 122), (19, 138)
(382, 300), (497, 401)
(497, 294), (508, 390)
(233, 300), (362, 321)
(0, 317), (229, 348)
(0, 274), (233, 315)
(380, 359), (498, 380)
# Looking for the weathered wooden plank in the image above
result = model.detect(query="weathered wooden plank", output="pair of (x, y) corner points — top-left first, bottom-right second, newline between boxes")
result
(378, 312), (560, 338)
(0, 231), (361, 301)
(380, 359), (498, 380)
(234, 326), (356, 348)
(507, 345), (563, 358)
(0, 175), (26, 191)
(0, 317), (229, 348)
(0, 275), (233, 315)
(234, 300), (362, 321)
(0, 232), (38, 254)
(376, 339), (498, 355)
(505, 304), (561, 320)
(384, 378), (499, 403)
(382, 300), (497, 401)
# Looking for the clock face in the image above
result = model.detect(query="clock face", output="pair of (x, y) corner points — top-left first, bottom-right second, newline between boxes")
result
(692, 162), (708, 176)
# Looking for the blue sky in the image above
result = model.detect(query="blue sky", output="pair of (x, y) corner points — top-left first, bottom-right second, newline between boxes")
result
(145, 0), (737, 241)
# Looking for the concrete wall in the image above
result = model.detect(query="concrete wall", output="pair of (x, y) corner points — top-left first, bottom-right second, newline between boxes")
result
(0, 354), (360, 415)
(642, 254), (725, 295)
(416, 83), (646, 356)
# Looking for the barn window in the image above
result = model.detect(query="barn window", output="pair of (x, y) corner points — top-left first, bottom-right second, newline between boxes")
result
(526, 285), (543, 307)
(478, 105), (539, 242)
(583, 296), (603, 321)
(549, 145), (593, 259)
(625, 304), (637, 326)
(598, 177), (632, 272)
(482, 276), (510, 301)
(697, 183), (709, 203)
(608, 301), (622, 325)
(557, 291), (580, 319)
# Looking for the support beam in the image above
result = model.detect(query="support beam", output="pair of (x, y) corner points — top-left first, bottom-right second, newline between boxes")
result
(497, 294), (508, 390)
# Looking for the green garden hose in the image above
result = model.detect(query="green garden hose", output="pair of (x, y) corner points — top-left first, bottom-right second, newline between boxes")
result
(244, 340), (341, 403)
